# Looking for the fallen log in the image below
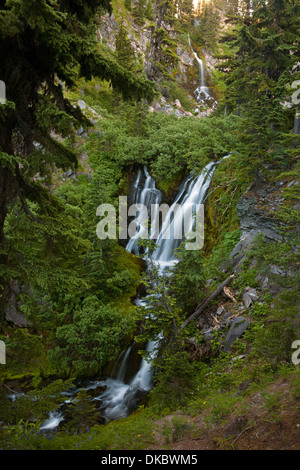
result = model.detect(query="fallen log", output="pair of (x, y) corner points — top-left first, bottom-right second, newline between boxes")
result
(181, 274), (235, 329)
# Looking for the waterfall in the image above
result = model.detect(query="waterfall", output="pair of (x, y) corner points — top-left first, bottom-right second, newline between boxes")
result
(126, 166), (162, 255)
(38, 161), (223, 429)
(152, 162), (217, 270)
(188, 34), (217, 109)
(195, 53), (205, 88)
(97, 162), (220, 420)
(39, 412), (64, 431)
(111, 345), (133, 382)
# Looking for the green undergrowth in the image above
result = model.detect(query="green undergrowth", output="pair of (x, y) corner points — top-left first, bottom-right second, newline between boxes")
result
(0, 406), (158, 450)
(1, 350), (298, 450)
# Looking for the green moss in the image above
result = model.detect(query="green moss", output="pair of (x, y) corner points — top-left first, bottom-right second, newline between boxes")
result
(0, 329), (53, 384)
(203, 154), (248, 256)
(155, 168), (189, 201)
(168, 81), (194, 112)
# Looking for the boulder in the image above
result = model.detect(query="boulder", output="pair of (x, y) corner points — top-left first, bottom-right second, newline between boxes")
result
(236, 194), (283, 242)
(4, 281), (30, 327)
(224, 316), (250, 352)
(175, 99), (182, 108)
(77, 99), (87, 110)
(216, 306), (225, 316)
(242, 287), (259, 308)
(123, 386), (149, 415)
(151, 99), (162, 111)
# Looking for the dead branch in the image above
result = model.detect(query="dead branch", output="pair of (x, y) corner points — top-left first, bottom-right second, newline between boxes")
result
(181, 274), (235, 329)
(203, 178), (238, 204)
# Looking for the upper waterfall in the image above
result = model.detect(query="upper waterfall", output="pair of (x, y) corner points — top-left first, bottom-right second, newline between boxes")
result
(188, 34), (217, 111)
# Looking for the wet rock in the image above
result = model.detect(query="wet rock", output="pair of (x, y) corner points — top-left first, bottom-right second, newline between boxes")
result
(88, 385), (108, 398)
(224, 316), (250, 352)
(242, 287), (259, 308)
(77, 99), (87, 110)
(123, 386), (149, 414)
(216, 306), (225, 316)
(65, 169), (73, 178)
(4, 281), (30, 327)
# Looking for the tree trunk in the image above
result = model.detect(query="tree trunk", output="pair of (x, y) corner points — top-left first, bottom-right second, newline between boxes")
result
(180, 274), (234, 329)
(0, 165), (18, 321)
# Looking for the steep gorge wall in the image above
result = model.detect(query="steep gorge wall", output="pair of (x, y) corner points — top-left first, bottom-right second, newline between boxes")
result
(97, 7), (198, 90)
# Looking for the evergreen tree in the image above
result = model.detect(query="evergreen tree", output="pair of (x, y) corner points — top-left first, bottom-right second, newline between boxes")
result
(145, 0), (155, 20)
(0, 0), (155, 313)
(133, 0), (147, 25)
(125, 0), (132, 10)
(224, 0), (300, 170)
(176, 0), (194, 23)
(148, 0), (179, 79)
(156, 0), (177, 25)
(195, 1), (221, 50)
(115, 22), (136, 70)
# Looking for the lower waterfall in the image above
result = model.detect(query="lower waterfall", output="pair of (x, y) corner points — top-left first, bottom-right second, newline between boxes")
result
(39, 160), (222, 430)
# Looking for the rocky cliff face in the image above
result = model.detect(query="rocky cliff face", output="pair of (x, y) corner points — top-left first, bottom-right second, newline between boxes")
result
(98, 11), (198, 99)
(228, 177), (299, 298)
(97, 6), (223, 118)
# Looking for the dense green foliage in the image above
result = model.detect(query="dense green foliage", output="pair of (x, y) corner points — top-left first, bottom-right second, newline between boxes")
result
(0, 0), (299, 451)
(221, 0), (300, 171)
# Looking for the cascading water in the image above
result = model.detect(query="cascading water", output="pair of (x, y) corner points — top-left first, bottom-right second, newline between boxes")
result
(37, 161), (224, 430)
(152, 161), (217, 271)
(93, 162), (221, 421)
(188, 35), (217, 110)
(126, 166), (162, 255)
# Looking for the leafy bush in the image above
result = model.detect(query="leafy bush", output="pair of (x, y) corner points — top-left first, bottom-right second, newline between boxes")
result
(48, 296), (136, 376)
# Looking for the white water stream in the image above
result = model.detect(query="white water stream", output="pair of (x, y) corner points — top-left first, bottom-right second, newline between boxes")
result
(38, 161), (224, 430)
(188, 35), (217, 109)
